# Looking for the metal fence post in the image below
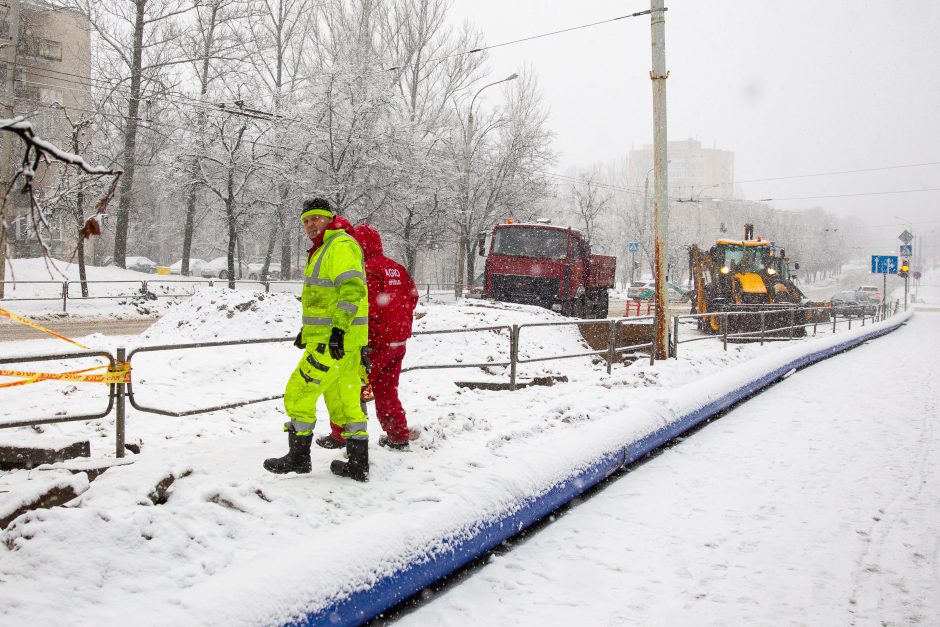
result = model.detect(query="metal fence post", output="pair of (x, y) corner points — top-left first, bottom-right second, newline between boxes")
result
(115, 347), (126, 458)
(62, 281), (68, 312)
(848, 316), (852, 330)
(606, 320), (617, 374)
(722, 312), (728, 351)
(671, 315), (679, 358)
(509, 324), (519, 391)
(760, 311), (765, 346)
(426, 284), (431, 300)
(788, 308), (794, 340)
(813, 309), (818, 336)
(833, 311), (836, 334)
(264, 281), (270, 294)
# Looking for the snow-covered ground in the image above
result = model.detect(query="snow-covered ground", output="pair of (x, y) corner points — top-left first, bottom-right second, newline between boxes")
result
(0, 257), (459, 320)
(400, 294), (940, 626)
(0, 260), (934, 625)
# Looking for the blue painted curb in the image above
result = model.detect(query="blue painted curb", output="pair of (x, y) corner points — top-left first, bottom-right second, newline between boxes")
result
(290, 315), (909, 626)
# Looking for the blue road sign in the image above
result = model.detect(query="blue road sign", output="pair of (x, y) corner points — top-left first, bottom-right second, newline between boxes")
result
(628, 242), (640, 253)
(900, 244), (912, 256)
(871, 255), (898, 274)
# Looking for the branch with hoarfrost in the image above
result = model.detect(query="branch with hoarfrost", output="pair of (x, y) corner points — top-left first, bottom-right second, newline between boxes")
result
(1, 116), (122, 243)
(0, 116), (123, 288)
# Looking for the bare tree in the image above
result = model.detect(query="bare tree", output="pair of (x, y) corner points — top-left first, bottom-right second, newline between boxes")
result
(453, 70), (555, 287)
(61, 0), (195, 268)
(242, 0), (317, 279)
(177, 0), (246, 276)
(568, 169), (610, 243)
(0, 116), (121, 296)
(195, 113), (265, 288)
(377, 0), (485, 274)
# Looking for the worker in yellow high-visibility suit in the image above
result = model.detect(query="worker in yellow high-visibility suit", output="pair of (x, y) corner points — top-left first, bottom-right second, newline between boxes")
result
(263, 197), (370, 481)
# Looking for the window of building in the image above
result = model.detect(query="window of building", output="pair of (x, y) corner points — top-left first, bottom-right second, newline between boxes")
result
(39, 39), (62, 61)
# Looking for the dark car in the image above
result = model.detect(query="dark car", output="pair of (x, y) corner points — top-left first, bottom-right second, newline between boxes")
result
(830, 290), (876, 317)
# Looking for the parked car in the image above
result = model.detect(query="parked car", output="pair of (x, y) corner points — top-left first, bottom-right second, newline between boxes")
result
(247, 262), (282, 281)
(627, 280), (690, 302)
(124, 256), (158, 273)
(831, 290), (876, 317)
(200, 257), (249, 279)
(856, 285), (882, 303)
(627, 280), (653, 300)
(169, 258), (206, 276)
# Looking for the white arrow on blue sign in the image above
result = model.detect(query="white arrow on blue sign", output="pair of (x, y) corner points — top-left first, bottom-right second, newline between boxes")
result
(900, 244), (912, 256)
(871, 255), (898, 274)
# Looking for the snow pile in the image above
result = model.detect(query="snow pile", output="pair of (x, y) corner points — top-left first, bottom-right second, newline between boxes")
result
(1, 257), (280, 318)
(136, 288), (299, 344)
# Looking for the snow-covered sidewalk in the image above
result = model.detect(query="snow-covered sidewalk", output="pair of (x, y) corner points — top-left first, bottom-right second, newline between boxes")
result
(402, 309), (940, 626)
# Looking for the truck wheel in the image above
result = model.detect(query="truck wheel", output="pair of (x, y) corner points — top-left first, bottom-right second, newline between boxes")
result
(575, 297), (588, 319)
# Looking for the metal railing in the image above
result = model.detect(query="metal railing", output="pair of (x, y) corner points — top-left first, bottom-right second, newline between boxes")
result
(0, 280), (67, 305)
(0, 302), (902, 457)
(2, 280), (466, 313)
(0, 349), (119, 451)
(670, 301), (900, 356)
(125, 337), (293, 417)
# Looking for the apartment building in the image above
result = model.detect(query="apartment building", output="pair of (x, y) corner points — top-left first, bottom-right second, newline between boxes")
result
(627, 138), (736, 202)
(1, 0), (92, 259)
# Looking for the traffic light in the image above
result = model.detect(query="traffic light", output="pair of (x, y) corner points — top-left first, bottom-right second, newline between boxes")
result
(899, 259), (910, 278)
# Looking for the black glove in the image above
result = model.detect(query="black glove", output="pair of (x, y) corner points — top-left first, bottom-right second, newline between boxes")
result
(293, 330), (305, 349)
(360, 346), (372, 375)
(328, 327), (345, 360)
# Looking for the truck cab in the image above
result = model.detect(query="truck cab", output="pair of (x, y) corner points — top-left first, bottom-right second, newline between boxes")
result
(478, 222), (615, 318)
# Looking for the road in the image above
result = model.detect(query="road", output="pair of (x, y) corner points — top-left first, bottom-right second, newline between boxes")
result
(0, 318), (156, 343)
(399, 311), (940, 625)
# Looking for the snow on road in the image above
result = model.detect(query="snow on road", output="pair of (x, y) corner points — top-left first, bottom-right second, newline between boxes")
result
(401, 311), (940, 626)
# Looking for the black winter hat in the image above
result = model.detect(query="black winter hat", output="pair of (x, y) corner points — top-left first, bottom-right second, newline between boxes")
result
(301, 197), (334, 221)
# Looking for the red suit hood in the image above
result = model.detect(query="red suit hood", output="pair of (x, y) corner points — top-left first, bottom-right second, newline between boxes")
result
(352, 223), (383, 260)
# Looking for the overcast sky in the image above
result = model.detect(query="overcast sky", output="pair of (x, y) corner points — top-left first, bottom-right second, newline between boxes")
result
(447, 0), (940, 254)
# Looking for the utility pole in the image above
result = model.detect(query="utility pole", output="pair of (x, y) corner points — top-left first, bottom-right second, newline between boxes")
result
(0, 0), (20, 299)
(650, 0), (669, 359)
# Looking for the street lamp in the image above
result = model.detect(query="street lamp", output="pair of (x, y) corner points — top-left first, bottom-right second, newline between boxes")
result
(455, 73), (519, 298)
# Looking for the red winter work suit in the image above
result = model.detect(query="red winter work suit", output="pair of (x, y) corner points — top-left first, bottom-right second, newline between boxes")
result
(329, 224), (419, 445)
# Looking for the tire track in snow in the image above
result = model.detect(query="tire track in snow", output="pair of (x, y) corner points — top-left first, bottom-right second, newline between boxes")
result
(847, 315), (940, 625)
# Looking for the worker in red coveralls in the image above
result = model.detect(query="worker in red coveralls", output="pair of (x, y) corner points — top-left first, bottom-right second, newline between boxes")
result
(316, 223), (419, 451)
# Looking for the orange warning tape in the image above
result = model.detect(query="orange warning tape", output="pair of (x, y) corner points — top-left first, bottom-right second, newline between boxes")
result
(0, 362), (130, 387)
(0, 307), (89, 349)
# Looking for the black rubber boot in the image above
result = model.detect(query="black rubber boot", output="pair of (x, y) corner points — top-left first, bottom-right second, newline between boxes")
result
(378, 435), (410, 451)
(316, 434), (345, 450)
(330, 439), (369, 482)
(263, 428), (312, 474)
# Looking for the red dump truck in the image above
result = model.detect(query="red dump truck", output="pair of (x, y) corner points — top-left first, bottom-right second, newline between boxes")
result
(476, 222), (616, 318)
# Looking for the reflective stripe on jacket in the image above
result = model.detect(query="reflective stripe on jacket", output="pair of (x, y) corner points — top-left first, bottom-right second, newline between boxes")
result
(301, 227), (368, 349)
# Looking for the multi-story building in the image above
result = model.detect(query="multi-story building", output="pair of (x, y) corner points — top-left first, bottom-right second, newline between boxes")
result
(627, 138), (735, 202)
(1, 0), (92, 259)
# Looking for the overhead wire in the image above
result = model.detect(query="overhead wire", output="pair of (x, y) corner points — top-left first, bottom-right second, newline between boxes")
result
(735, 160), (940, 184)
(759, 188), (940, 202)
(20, 10), (938, 205)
